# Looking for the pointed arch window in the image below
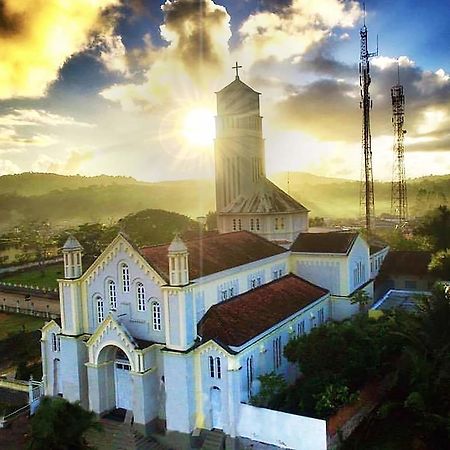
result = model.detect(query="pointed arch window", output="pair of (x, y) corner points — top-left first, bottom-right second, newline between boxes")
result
(137, 283), (146, 312)
(51, 333), (60, 352)
(96, 296), (104, 323)
(108, 280), (117, 310)
(121, 263), (130, 292)
(152, 301), (161, 330)
(208, 356), (222, 379)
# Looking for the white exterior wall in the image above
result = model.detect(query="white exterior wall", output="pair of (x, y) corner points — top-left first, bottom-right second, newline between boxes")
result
(85, 247), (165, 342)
(293, 254), (345, 296)
(218, 212), (308, 244)
(370, 247), (389, 279)
(347, 235), (371, 294)
(41, 322), (62, 397)
(59, 335), (89, 408)
(237, 403), (327, 450)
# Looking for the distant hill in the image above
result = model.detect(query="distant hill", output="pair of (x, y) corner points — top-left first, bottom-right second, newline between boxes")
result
(0, 172), (447, 230)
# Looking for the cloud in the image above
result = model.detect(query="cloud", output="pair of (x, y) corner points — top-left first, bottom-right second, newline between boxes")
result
(0, 109), (93, 127)
(32, 149), (94, 174)
(101, 0), (231, 111)
(0, 127), (57, 149)
(238, 0), (361, 63)
(0, 0), (120, 99)
(0, 158), (20, 175)
(271, 54), (450, 154)
(97, 34), (130, 76)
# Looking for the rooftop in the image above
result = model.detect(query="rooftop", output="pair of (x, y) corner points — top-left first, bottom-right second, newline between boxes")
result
(291, 231), (359, 254)
(221, 178), (309, 215)
(198, 274), (329, 347)
(140, 231), (287, 282)
(379, 251), (433, 277)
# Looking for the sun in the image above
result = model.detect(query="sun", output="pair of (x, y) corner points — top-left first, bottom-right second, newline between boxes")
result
(182, 108), (215, 148)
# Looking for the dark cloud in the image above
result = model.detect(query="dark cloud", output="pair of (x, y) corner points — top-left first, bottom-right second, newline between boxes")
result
(0, 0), (24, 36)
(299, 54), (356, 78)
(273, 58), (450, 152)
(275, 79), (360, 141)
(255, 0), (292, 13)
(161, 0), (230, 75)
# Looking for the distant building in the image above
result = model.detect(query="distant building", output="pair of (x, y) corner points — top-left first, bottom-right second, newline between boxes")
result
(41, 74), (376, 442)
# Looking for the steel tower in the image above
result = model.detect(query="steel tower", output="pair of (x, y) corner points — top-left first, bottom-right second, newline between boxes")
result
(391, 66), (408, 224)
(359, 10), (378, 234)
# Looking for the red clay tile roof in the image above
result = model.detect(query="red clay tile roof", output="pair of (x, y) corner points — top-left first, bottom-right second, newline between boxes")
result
(198, 274), (329, 347)
(291, 231), (359, 254)
(139, 231), (287, 282)
(379, 251), (432, 277)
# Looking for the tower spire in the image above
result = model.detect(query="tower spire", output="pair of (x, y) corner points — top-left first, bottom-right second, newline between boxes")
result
(359, 4), (378, 235)
(391, 62), (408, 225)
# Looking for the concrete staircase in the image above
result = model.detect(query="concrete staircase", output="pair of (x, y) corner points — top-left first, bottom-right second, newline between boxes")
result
(200, 429), (225, 450)
(86, 418), (166, 450)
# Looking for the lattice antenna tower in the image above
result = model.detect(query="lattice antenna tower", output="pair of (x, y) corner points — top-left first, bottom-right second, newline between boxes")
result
(359, 2), (378, 234)
(391, 63), (408, 224)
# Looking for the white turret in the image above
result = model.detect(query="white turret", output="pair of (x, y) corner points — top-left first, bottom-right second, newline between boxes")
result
(62, 235), (83, 279)
(168, 235), (189, 286)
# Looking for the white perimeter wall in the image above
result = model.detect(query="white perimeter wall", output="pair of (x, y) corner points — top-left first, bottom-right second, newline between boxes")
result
(237, 403), (327, 450)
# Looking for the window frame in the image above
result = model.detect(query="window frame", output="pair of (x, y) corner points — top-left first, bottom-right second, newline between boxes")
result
(108, 280), (117, 310)
(137, 282), (146, 312)
(96, 296), (104, 323)
(121, 263), (130, 292)
(152, 301), (161, 331)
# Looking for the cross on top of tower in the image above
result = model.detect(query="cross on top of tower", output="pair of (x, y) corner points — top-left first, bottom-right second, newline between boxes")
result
(232, 61), (242, 79)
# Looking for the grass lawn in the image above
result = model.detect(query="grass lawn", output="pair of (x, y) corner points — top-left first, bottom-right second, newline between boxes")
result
(0, 263), (62, 290)
(0, 312), (46, 340)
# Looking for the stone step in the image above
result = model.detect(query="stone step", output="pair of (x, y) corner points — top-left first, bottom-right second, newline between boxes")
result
(201, 429), (225, 450)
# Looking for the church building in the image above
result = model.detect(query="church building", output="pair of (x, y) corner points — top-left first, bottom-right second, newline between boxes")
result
(40, 71), (377, 440)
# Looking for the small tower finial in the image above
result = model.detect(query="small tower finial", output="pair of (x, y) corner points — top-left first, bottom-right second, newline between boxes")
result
(232, 61), (242, 79)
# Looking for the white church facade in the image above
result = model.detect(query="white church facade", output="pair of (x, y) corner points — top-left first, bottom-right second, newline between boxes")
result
(41, 73), (377, 439)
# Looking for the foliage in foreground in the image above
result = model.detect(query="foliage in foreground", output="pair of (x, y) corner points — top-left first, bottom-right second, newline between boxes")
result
(344, 285), (450, 449)
(28, 397), (101, 450)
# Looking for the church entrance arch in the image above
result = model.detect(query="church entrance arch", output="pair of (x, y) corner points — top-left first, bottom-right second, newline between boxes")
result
(97, 345), (134, 412)
(210, 386), (223, 430)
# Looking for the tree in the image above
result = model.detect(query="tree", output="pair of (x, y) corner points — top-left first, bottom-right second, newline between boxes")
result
(250, 372), (287, 409)
(28, 397), (101, 450)
(428, 249), (450, 280)
(415, 205), (450, 251)
(350, 289), (371, 313)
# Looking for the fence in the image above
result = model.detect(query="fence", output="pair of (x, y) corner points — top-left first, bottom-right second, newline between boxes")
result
(0, 281), (58, 298)
(0, 379), (44, 429)
(0, 304), (60, 319)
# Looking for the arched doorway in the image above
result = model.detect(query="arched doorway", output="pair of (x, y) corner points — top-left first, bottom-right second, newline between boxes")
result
(53, 358), (62, 396)
(114, 349), (132, 410)
(97, 345), (133, 412)
(210, 386), (222, 430)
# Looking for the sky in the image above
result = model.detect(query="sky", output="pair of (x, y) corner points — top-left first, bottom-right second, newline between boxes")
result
(0, 0), (449, 182)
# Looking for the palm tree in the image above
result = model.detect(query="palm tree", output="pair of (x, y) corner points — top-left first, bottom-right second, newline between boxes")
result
(350, 289), (371, 314)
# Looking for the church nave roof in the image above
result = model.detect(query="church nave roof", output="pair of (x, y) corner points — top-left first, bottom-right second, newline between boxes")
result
(140, 230), (287, 281)
(197, 274), (329, 347)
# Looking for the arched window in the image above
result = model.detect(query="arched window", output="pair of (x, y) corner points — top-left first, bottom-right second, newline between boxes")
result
(51, 333), (60, 352)
(152, 301), (161, 330)
(108, 280), (117, 310)
(96, 296), (104, 323)
(121, 263), (130, 292)
(216, 357), (221, 379)
(137, 283), (146, 312)
(208, 356), (214, 377)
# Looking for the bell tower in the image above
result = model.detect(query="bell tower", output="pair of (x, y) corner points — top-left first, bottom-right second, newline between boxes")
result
(62, 235), (83, 279)
(168, 235), (189, 286)
(215, 62), (265, 212)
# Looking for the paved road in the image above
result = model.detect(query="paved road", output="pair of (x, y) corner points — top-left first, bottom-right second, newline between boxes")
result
(0, 290), (60, 316)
